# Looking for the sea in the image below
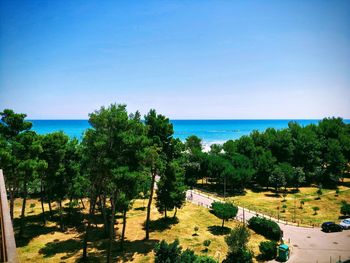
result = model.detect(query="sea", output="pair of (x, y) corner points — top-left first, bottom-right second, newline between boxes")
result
(29, 119), (350, 149)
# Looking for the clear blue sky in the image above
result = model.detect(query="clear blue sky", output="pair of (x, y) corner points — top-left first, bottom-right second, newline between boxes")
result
(1, 0), (349, 119)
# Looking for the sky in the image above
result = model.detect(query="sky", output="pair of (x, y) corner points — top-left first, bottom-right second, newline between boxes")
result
(0, 0), (349, 119)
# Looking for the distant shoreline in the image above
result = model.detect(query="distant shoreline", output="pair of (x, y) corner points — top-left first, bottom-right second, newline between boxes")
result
(29, 119), (350, 145)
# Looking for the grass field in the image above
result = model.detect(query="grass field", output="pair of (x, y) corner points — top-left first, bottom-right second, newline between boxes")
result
(14, 197), (266, 262)
(197, 179), (350, 227)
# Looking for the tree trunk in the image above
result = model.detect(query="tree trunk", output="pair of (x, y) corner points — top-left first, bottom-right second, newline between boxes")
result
(82, 194), (97, 260)
(80, 198), (85, 209)
(59, 199), (64, 231)
(40, 182), (46, 225)
(173, 207), (177, 219)
(221, 218), (225, 229)
(164, 207), (167, 218)
(107, 196), (116, 263)
(120, 209), (127, 250)
(99, 194), (109, 237)
(48, 195), (53, 218)
(145, 172), (156, 240)
(19, 181), (28, 238)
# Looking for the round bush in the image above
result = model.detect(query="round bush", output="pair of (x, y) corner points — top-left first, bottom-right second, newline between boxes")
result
(259, 241), (277, 260)
(248, 216), (281, 241)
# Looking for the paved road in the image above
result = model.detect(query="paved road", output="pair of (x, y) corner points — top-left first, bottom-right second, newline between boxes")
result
(186, 190), (350, 263)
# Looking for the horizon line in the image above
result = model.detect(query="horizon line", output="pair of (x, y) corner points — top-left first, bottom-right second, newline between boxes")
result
(27, 117), (350, 121)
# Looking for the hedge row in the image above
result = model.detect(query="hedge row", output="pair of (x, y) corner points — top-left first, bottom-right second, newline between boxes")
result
(248, 216), (281, 241)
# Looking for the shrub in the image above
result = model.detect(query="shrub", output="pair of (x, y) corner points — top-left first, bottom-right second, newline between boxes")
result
(223, 249), (253, 263)
(30, 203), (36, 208)
(194, 226), (199, 235)
(282, 204), (287, 213)
(225, 224), (250, 256)
(154, 239), (182, 263)
(155, 240), (217, 263)
(335, 188), (340, 196)
(315, 187), (323, 200)
(259, 241), (277, 260)
(211, 201), (238, 228)
(180, 248), (197, 263)
(203, 239), (211, 247)
(248, 216), (281, 241)
(194, 255), (217, 263)
(299, 200), (305, 209)
(312, 206), (320, 215)
(340, 202), (350, 216)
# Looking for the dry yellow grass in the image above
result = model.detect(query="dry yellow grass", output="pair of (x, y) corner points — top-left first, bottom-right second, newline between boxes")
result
(14, 198), (266, 263)
(197, 179), (350, 226)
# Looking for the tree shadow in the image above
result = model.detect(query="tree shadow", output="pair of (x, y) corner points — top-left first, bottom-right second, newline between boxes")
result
(134, 207), (146, 211)
(207, 225), (230, 235)
(13, 207), (87, 247)
(39, 239), (82, 258)
(144, 217), (179, 232)
(76, 239), (158, 263)
(338, 180), (350, 188)
(15, 224), (60, 247)
(265, 193), (281, 198)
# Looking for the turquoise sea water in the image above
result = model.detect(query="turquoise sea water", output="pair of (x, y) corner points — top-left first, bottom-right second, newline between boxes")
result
(29, 119), (350, 145)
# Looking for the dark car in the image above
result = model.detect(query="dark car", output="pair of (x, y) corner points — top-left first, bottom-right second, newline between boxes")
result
(321, 222), (343, 233)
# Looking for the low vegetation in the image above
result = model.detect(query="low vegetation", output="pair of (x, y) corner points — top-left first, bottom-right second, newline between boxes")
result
(259, 241), (277, 260)
(248, 216), (281, 241)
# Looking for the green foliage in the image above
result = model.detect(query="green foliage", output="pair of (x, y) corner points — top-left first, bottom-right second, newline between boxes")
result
(185, 135), (202, 153)
(259, 241), (277, 260)
(156, 161), (187, 216)
(316, 187), (323, 198)
(223, 248), (253, 263)
(203, 239), (211, 247)
(194, 255), (217, 263)
(0, 109), (32, 139)
(154, 240), (217, 263)
(269, 169), (285, 192)
(225, 224), (250, 255)
(335, 188), (340, 196)
(211, 201), (238, 228)
(180, 248), (197, 263)
(248, 216), (281, 241)
(154, 239), (182, 263)
(340, 202), (350, 216)
(312, 206), (320, 215)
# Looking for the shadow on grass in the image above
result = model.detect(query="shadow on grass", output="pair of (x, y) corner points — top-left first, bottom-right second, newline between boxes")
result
(134, 207), (146, 211)
(76, 239), (158, 263)
(15, 224), (60, 247)
(207, 225), (230, 235)
(39, 239), (82, 258)
(145, 217), (179, 232)
(13, 207), (87, 247)
(265, 193), (281, 198)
